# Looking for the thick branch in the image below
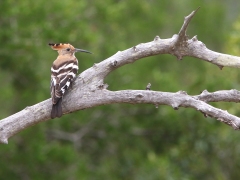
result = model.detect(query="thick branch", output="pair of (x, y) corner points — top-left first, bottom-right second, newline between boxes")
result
(1, 8), (240, 144)
(1, 89), (240, 144)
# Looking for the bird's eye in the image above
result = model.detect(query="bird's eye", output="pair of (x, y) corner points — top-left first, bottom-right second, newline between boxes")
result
(66, 48), (71, 51)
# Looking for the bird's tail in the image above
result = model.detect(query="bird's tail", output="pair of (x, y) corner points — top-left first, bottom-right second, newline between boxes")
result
(51, 98), (63, 119)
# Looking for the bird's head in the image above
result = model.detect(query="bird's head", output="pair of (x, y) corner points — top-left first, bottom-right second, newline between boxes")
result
(48, 43), (92, 55)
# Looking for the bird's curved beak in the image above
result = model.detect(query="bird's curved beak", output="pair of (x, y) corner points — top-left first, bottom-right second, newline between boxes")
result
(75, 48), (92, 54)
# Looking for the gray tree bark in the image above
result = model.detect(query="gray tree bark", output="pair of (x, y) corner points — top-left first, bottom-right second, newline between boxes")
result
(1, 8), (240, 144)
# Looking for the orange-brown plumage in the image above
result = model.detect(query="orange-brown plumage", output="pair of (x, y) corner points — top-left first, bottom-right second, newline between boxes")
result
(49, 43), (75, 51)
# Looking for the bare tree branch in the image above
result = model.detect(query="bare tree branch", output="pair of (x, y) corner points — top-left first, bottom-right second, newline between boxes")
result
(1, 8), (240, 144)
(194, 89), (240, 103)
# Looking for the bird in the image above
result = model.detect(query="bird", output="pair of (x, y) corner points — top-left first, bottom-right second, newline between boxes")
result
(49, 43), (91, 119)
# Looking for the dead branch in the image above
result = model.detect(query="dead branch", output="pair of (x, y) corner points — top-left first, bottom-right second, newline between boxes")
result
(1, 8), (240, 144)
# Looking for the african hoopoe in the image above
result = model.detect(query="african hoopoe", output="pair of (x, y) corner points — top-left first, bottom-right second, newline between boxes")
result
(49, 43), (91, 119)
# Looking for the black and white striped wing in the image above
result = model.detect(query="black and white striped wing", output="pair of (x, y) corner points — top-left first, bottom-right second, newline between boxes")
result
(51, 60), (78, 104)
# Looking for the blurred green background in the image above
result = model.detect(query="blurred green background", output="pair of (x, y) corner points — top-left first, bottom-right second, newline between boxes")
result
(1, 0), (240, 179)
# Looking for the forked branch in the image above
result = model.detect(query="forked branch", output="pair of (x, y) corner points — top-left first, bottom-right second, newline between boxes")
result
(1, 8), (240, 144)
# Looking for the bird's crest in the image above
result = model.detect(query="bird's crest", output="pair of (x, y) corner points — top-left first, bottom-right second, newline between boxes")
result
(48, 43), (74, 51)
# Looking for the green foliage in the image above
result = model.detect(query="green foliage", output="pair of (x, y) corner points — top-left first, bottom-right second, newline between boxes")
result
(1, 0), (240, 179)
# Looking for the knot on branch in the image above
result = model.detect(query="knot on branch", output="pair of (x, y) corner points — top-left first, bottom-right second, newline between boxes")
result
(129, 93), (144, 101)
(173, 106), (179, 110)
(136, 93), (143, 98)
(217, 65), (224, 70)
(111, 60), (118, 67)
(177, 90), (188, 95)
(93, 63), (98, 68)
(146, 83), (151, 90)
(98, 83), (108, 90)
(201, 90), (210, 95)
(154, 36), (161, 41)
(133, 46), (137, 52)
(170, 34), (189, 60)
(192, 35), (198, 41)
(231, 89), (240, 95)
